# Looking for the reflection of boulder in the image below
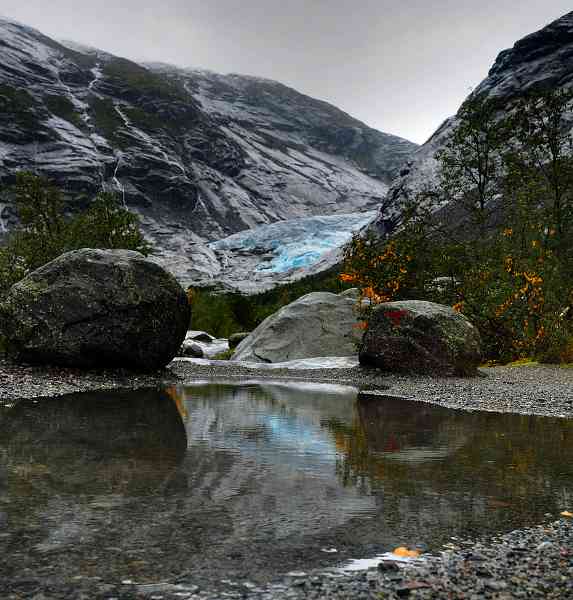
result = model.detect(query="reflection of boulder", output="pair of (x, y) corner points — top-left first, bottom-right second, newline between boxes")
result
(356, 395), (469, 463)
(0, 388), (187, 496)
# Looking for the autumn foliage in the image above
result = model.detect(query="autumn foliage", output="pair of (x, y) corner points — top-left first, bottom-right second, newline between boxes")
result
(341, 90), (573, 363)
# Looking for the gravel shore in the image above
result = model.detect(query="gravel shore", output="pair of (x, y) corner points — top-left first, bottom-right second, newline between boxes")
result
(1, 357), (572, 599)
(4, 356), (572, 419)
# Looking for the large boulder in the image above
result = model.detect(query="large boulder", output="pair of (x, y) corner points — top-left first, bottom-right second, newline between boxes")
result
(0, 248), (190, 370)
(359, 300), (481, 376)
(232, 291), (362, 363)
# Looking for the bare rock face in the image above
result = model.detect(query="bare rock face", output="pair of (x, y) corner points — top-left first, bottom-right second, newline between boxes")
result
(359, 300), (481, 376)
(232, 292), (362, 363)
(0, 17), (417, 287)
(0, 248), (190, 370)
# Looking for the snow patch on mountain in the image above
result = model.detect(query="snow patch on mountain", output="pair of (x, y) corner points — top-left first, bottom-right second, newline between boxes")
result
(0, 203), (8, 233)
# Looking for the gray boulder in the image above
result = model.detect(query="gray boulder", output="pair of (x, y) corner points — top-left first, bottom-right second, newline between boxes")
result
(359, 300), (481, 376)
(179, 341), (204, 358)
(186, 330), (215, 343)
(0, 248), (190, 370)
(232, 292), (362, 363)
(178, 331), (229, 359)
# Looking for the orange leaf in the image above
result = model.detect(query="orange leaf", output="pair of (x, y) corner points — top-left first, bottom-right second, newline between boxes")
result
(561, 511), (573, 518)
(393, 547), (421, 558)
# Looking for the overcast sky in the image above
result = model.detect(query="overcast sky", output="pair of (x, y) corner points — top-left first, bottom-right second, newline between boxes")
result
(0, 1), (571, 144)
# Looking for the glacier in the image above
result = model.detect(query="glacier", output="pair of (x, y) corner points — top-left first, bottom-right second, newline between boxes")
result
(190, 211), (376, 292)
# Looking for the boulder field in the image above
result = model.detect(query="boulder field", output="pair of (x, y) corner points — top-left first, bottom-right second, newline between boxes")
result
(233, 294), (481, 377)
(0, 248), (190, 371)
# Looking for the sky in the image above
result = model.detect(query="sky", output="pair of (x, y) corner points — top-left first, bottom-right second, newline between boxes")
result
(0, 1), (571, 144)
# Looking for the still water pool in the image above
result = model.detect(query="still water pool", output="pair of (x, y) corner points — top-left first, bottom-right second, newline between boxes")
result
(0, 381), (571, 586)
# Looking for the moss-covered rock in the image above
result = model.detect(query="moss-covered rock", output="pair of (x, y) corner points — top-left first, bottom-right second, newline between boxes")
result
(360, 300), (481, 376)
(0, 248), (191, 371)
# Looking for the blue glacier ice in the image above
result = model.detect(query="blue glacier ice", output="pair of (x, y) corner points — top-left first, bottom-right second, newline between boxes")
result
(210, 211), (376, 274)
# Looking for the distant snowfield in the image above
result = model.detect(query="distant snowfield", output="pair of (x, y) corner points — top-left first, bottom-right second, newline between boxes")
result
(183, 210), (376, 292)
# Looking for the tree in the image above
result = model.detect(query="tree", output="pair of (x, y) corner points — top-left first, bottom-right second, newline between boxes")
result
(505, 89), (573, 254)
(341, 89), (573, 363)
(0, 172), (152, 298)
(436, 94), (509, 237)
(69, 192), (152, 255)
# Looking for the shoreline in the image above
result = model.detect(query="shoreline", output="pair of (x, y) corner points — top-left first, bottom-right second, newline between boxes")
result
(1, 358), (572, 599)
(2, 357), (573, 420)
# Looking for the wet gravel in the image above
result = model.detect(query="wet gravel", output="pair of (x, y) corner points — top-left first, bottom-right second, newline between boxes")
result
(4, 518), (570, 599)
(1, 357), (572, 599)
(2, 357), (573, 420)
(0, 358), (179, 403)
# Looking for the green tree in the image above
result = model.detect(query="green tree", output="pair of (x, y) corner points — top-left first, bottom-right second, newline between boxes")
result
(505, 89), (573, 252)
(69, 192), (152, 255)
(436, 94), (509, 236)
(0, 172), (152, 298)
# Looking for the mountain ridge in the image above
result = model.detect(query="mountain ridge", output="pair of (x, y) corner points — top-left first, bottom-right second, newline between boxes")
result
(0, 16), (418, 286)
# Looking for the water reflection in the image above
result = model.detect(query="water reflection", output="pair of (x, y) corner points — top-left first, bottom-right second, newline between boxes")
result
(1, 389), (186, 497)
(0, 382), (571, 587)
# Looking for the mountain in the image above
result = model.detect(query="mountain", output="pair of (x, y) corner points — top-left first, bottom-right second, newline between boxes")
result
(0, 17), (417, 287)
(375, 10), (573, 233)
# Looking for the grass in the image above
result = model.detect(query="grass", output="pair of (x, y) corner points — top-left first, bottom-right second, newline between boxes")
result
(0, 84), (42, 131)
(88, 96), (127, 147)
(123, 106), (164, 132)
(212, 348), (235, 361)
(44, 95), (85, 130)
(103, 58), (189, 103)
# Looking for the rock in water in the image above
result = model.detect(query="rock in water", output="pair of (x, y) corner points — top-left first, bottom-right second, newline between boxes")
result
(232, 292), (362, 363)
(0, 248), (190, 370)
(359, 300), (481, 376)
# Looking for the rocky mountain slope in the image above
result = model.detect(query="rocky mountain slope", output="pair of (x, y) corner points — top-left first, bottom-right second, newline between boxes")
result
(375, 10), (573, 233)
(0, 17), (417, 287)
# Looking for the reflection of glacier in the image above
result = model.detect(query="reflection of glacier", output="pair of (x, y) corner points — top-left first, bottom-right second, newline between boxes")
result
(185, 381), (356, 466)
(176, 382), (374, 538)
(2, 382), (573, 584)
(204, 211), (376, 291)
